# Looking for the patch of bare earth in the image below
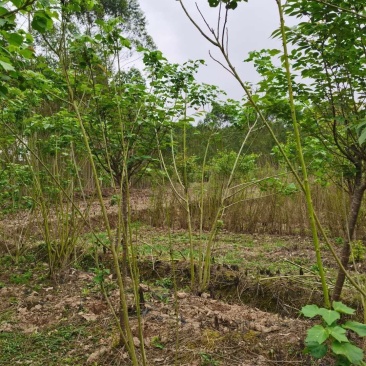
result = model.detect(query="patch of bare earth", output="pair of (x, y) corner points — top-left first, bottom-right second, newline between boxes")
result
(0, 261), (334, 366)
(0, 190), (363, 365)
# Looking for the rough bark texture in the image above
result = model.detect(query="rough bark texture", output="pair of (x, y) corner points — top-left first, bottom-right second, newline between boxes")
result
(332, 175), (366, 301)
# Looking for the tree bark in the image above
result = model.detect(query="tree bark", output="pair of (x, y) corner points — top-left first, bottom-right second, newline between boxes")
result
(332, 174), (366, 301)
(118, 179), (129, 344)
(121, 181), (128, 279)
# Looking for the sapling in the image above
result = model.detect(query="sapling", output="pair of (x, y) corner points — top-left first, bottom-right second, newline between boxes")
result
(301, 301), (366, 365)
(179, 0), (366, 307)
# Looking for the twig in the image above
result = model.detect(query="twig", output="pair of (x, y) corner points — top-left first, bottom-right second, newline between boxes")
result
(179, 1), (218, 47)
(209, 50), (235, 76)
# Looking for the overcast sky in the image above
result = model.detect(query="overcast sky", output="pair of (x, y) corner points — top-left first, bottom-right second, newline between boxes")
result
(138, 0), (288, 101)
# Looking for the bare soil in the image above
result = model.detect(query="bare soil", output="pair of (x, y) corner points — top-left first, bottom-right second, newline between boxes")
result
(0, 262), (316, 366)
(0, 189), (365, 365)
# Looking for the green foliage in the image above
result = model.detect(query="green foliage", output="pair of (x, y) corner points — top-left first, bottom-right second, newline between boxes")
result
(174, 153), (200, 183)
(200, 352), (220, 366)
(92, 268), (110, 285)
(0, 0), (58, 95)
(244, 0), (366, 207)
(350, 240), (366, 263)
(0, 163), (34, 211)
(208, 0), (247, 10)
(210, 151), (257, 179)
(301, 302), (366, 365)
(283, 0), (366, 188)
(91, 232), (111, 249)
(10, 270), (32, 285)
(155, 277), (173, 289)
(0, 324), (89, 365)
(31, 10), (54, 33)
(151, 336), (165, 349)
(259, 177), (299, 197)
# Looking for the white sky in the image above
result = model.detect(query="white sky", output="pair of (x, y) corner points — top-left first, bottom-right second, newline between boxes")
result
(138, 0), (290, 100)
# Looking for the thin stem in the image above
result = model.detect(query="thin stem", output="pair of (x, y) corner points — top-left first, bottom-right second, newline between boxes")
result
(179, 0), (366, 300)
(276, 0), (330, 308)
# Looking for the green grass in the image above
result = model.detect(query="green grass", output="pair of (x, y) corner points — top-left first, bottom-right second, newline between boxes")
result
(9, 270), (33, 285)
(0, 309), (15, 323)
(0, 324), (93, 366)
(131, 225), (321, 276)
(216, 252), (243, 266)
(0, 255), (13, 267)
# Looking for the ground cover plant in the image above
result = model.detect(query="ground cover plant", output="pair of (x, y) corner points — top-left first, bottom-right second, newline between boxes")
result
(0, 0), (366, 365)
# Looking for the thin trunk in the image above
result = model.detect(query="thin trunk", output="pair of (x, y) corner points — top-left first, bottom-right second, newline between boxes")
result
(121, 181), (128, 279)
(333, 170), (366, 300)
(114, 175), (129, 343)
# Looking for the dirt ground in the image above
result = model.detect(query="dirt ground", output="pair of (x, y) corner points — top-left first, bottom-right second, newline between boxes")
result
(0, 190), (365, 365)
(0, 261), (316, 366)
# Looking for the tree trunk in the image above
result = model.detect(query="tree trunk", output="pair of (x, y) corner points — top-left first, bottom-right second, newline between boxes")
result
(121, 181), (128, 279)
(332, 176), (366, 301)
(118, 179), (129, 344)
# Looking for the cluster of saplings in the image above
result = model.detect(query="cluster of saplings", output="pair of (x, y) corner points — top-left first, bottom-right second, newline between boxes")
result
(0, 0), (366, 364)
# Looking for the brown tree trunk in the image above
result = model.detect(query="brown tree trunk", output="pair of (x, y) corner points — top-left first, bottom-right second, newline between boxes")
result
(118, 179), (129, 344)
(332, 176), (366, 301)
(121, 181), (128, 279)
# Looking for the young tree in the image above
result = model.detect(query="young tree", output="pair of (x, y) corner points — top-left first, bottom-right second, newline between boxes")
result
(283, 0), (366, 300)
(195, 0), (365, 301)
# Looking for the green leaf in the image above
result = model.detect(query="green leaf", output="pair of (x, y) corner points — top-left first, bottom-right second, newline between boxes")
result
(0, 84), (8, 98)
(19, 48), (34, 59)
(7, 33), (23, 46)
(31, 15), (47, 33)
(331, 341), (364, 365)
(343, 321), (366, 337)
(332, 302), (355, 315)
(305, 342), (328, 359)
(10, 0), (22, 7)
(0, 60), (15, 71)
(305, 325), (329, 344)
(31, 11), (53, 33)
(328, 326), (349, 343)
(359, 128), (366, 145)
(334, 357), (353, 366)
(208, 0), (220, 6)
(301, 304), (321, 318)
(268, 49), (281, 56)
(318, 308), (340, 325)
(85, 0), (96, 11)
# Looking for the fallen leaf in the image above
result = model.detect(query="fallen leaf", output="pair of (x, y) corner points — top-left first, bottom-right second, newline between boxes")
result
(86, 346), (108, 364)
(133, 336), (140, 347)
(80, 313), (98, 322)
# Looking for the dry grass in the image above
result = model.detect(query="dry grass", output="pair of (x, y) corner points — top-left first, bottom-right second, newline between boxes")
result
(137, 178), (366, 239)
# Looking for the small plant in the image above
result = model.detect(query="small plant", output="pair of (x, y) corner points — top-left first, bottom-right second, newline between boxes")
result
(110, 194), (120, 206)
(200, 352), (220, 366)
(310, 264), (320, 273)
(155, 277), (173, 289)
(92, 268), (110, 285)
(151, 336), (164, 349)
(81, 287), (90, 296)
(10, 270), (33, 285)
(301, 301), (366, 365)
(350, 240), (366, 263)
(335, 237), (344, 246)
